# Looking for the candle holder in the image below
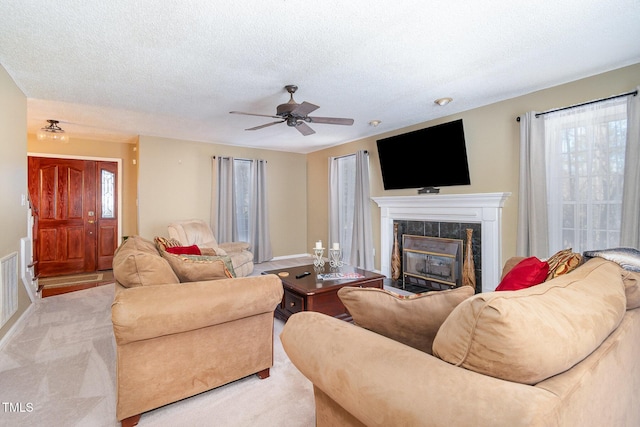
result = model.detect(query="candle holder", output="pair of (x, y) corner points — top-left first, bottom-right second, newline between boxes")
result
(313, 247), (325, 267)
(329, 248), (343, 268)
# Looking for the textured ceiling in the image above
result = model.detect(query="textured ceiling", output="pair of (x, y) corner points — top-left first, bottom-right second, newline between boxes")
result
(1, 0), (639, 153)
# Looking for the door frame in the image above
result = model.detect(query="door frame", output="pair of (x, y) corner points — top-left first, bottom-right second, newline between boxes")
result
(27, 152), (123, 249)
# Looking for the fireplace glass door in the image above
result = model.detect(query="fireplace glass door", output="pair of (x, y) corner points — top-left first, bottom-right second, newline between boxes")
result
(402, 235), (463, 290)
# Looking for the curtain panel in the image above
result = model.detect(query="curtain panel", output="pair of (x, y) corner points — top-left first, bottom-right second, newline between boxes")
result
(249, 159), (273, 262)
(621, 87), (640, 248)
(214, 156), (237, 243)
(516, 111), (549, 257)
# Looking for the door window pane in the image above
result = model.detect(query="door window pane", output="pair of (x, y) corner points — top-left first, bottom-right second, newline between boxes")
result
(101, 169), (115, 218)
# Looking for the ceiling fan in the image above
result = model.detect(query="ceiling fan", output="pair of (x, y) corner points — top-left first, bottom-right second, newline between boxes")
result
(230, 85), (354, 136)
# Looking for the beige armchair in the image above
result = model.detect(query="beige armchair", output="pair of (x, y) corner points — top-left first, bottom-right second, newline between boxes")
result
(168, 219), (254, 276)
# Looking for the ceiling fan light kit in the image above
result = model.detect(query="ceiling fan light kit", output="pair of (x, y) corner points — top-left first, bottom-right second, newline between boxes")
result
(37, 119), (69, 143)
(230, 85), (354, 136)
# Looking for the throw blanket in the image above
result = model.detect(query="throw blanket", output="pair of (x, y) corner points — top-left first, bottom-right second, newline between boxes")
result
(583, 247), (640, 272)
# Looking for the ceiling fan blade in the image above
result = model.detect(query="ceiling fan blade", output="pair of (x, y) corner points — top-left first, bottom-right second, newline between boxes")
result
(295, 122), (316, 136)
(307, 116), (354, 126)
(291, 101), (320, 117)
(230, 111), (281, 119)
(246, 120), (285, 131)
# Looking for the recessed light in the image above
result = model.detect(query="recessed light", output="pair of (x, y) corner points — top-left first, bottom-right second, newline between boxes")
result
(369, 120), (382, 127)
(434, 97), (453, 106)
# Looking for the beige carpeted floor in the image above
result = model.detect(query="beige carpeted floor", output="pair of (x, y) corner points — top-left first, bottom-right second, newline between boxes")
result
(0, 259), (317, 427)
(0, 256), (406, 426)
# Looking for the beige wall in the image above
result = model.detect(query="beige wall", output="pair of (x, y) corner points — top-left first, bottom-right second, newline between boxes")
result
(0, 65), (29, 339)
(307, 63), (640, 272)
(137, 136), (307, 258)
(27, 136), (139, 238)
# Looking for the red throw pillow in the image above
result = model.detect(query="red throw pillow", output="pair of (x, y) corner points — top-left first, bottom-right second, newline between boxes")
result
(495, 257), (549, 291)
(165, 245), (202, 256)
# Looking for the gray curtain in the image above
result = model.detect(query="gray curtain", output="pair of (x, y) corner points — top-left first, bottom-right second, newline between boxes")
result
(516, 111), (549, 257)
(249, 159), (273, 262)
(621, 87), (640, 249)
(214, 156), (237, 243)
(350, 150), (374, 270)
(328, 157), (340, 253)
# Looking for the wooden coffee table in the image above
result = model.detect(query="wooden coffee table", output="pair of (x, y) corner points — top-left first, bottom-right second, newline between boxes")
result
(264, 264), (385, 321)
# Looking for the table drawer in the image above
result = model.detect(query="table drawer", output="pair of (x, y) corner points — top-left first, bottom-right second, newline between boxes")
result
(284, 290), (304, 315)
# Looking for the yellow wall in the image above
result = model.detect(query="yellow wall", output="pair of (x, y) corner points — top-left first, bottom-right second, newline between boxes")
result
(307, 63), (640, 271)
(27, 136), (139, 238)
(137, 136), (307, 257)
(0, 65), (29, 339)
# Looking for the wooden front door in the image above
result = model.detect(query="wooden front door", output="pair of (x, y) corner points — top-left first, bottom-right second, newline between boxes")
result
(28, 157), (119, 277)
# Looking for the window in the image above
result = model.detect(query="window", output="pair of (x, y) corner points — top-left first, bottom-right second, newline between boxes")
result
(233, 159), (251, 243)
(545, 98), (627, 253)
(333, 154), (356, 261)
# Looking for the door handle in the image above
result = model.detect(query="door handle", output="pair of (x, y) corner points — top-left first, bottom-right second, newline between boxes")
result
(88, 220), (95, 224)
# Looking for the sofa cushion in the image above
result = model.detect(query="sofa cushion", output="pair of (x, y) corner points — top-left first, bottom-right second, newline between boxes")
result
(546, 248), (583, 280)
(495, 257), (549, 291)
(432, 258), (626, 384)
(161, 251), (234, 282)
(113, 236), (179, 288)
(338, 286), (474, 354)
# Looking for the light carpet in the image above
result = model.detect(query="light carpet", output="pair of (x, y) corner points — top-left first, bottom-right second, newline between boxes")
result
(0, 283), (315, 427)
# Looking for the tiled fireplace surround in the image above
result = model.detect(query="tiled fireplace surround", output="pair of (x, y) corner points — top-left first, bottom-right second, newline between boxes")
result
(373, 193), (511, 293)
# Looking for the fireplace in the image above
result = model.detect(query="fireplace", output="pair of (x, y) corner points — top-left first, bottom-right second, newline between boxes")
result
(402, 234), (463, 290)
(373, 193), (511, 293)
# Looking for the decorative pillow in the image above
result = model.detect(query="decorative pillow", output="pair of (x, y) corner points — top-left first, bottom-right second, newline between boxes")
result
(182, 254), (236, 278)
(166, 244), (202, 256)
(337, 286), (474, 354)
(113, 236), (179, 288)
(583, 247), (640, 272)
(433, 258), (626, 384)
(161, 251), (234, 282)
(546, 248), (583, 280)
(154, 236), (183, 252)
(199, 247), (218, 256)
(495, 257), (549, 291)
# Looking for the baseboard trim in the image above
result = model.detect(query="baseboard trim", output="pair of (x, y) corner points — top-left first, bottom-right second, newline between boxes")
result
(269, 253), (312, 261)
(0, 303), (35, 352)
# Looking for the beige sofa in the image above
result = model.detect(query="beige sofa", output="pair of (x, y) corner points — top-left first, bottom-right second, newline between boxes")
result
(281, 257), (640, 426)
(167, 219), (254, 276)
(111, 236), (283, 427)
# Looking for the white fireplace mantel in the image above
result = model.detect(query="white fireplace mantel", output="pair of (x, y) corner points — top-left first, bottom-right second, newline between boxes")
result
(372, 192), (511, 293)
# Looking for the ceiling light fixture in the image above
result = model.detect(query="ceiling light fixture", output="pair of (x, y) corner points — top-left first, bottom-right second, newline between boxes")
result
(37, 119), (69, 143)
(434, 97), (453, 106)
(369, 120), (382, 127)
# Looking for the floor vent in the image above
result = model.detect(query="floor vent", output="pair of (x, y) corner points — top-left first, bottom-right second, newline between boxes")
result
(0, 252), (18, 328)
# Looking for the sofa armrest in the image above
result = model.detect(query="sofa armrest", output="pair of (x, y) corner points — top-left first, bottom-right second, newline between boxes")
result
(218, 241), (251, 253)
(281, 312), (558, 427)
(112, 274), (283, 345)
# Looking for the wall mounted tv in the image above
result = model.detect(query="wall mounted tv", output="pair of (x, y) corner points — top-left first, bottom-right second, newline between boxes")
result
(376, 119), (471, 193)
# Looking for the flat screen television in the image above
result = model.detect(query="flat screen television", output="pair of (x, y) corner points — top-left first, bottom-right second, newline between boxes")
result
(376, 119), (471, 192)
